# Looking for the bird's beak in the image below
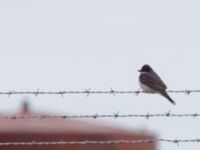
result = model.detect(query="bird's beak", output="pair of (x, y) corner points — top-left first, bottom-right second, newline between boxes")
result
(138, 69), (141, 72)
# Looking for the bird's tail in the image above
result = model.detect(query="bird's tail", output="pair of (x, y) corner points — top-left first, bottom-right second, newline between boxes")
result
(160, 90), (176, 105)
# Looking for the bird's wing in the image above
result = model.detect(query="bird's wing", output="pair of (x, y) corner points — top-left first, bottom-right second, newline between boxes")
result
(140, 72), (167, 90)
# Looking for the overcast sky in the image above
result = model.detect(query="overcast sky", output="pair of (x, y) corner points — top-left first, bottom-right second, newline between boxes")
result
(0, 0), (200, 150)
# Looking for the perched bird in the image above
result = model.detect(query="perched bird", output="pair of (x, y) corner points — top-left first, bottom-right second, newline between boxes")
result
(138, 64), (176, 105)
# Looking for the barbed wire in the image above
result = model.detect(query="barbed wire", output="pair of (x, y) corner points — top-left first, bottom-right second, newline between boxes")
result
(0, 139), (199, 146)
(2, 111), (200, 120)
(1, 89), (200, 97)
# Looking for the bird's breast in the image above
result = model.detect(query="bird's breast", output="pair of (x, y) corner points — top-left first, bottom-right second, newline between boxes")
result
(139, 80), (156, 93)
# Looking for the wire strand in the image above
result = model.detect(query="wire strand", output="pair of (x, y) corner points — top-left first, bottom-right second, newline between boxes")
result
(1, 89), (200, 97)
(0, 139), (199, 146)
(2, 112), (200, 120)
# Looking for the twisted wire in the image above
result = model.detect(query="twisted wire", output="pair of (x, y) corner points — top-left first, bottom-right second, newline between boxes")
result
(1, 89), (199, 97)
(1, 112), (200, 120)
(0, 139), (199, 146)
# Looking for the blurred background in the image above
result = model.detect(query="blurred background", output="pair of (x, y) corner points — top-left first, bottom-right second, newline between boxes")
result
(0, 0), (200, 150)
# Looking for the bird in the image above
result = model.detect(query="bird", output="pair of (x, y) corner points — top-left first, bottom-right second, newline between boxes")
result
(138, 64), (176, 105)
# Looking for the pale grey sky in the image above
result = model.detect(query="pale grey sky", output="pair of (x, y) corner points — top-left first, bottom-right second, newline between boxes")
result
(0, 0), (200, 150)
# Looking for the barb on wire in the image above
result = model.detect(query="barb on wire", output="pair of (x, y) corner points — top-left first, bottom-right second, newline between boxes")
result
(84, 88), (91, 97)
(1, 112), (200, 120)
(0, 89), (200, 97)
(0, 139), (199, 146)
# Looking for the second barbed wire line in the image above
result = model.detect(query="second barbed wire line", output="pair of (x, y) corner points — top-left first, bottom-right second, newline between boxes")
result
(2, 112), (200, 120)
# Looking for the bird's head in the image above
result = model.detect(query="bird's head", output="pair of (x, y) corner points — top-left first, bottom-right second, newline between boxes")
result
(138, 64), (153, 73)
